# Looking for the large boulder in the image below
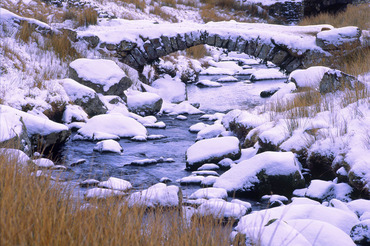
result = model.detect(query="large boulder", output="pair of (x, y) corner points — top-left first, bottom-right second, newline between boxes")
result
(126, 91), (163, 116)
(59, 78), (107, 117)
(316, 26), (362, 51)
(0, 105), (70, 153)
(186, 136), (241, 171)
(213, 151), (305, 197)
(319, 69), (363, 94)
(69, 58), (132, 99)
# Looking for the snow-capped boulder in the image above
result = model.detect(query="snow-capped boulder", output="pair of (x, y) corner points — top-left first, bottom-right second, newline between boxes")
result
(250, 68), (287, 81)
(305, 180), (353, 202)
(213, 151), (305, 197)
(217, 76), (238, 83)
(79, 179), (100, 188)
(189, 188), (228, 200)
(93, 139), (123, 153)
(0, 148), (32, 166)
(127, 183), (181, 208)
(126, 91), (163, 116)
(319, 69), (363, 94)
(98, 177), (132, 191)
(288, 66), (331, 88)
(179, 175), (205, 185)
(196, 124), (226, 141)
(316, 26), (361, 51)
(59, 78), (107, 117)
(0, 105), (70, 152)
(186, 136), (241, 171)
(196, 199), (248, 221)
(33, 158), (55, 168)
(147, 75), (186, 103)
(62, 105), (89, 124)
(350, 219), (370, 244)
(69, 58), (132, 99)
(197, 163), (220, 171)
(75, 114), (147, 140)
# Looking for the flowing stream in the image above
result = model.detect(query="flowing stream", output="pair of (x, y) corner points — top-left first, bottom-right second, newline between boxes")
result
(59, 61), (287, 209)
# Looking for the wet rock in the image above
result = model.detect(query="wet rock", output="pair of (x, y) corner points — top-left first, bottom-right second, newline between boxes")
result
(82, 35), (100, 48)
(260, 87), (279, 98)
(79, 179), (100, 188)
(70, 159), (87, 167)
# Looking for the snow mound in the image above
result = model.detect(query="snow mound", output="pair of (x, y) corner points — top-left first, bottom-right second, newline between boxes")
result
(93, 140), (123, 153)
(288, 66), (331, 88)
(196, 199), (248, 220)
(250, 68), (287, 81)
(98, 177), (132, 191)
(76, 113), (147, 140)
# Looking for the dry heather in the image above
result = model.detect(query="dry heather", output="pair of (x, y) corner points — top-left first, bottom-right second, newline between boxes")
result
(299, 4), (370, 30)
(0, 150), (238, 246)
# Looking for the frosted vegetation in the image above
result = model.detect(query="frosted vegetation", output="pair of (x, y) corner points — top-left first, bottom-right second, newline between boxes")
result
(0, 0), (369, 245)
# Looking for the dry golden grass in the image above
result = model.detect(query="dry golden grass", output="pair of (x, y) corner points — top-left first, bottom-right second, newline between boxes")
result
(45, 32), (80, 61)
(200, 4), (232, 23)
(299, 4), (370, 30)
(119, 0), (147, 11)
(185, 44), (210, 59)
(150, 5), (179, 22)
(77, 7), (99, 27)
(0, 150), (238, 246)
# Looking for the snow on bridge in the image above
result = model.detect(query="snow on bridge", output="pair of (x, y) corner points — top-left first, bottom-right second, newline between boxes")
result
(77, 19), (336, 73)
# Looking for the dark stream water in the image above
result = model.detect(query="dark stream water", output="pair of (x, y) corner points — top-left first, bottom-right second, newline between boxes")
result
(58, 63), (287, 210)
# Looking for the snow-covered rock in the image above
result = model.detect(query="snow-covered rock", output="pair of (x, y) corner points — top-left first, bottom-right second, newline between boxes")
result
(69, 58), (132, 98)
(189, 188), (228, 200)
(347, 199), (370, 217)
(217, 76), (238, 83)
(179, 175), (205, 185)
(195, 80), (222, 88)
(213, 151), (304, 197)
(0, 148), (32, 166)
(126, 91), (163, 116)
(129, 158), (157, 166)
(93, 139), (123, 153)
(192, 170), (219, 176)
(305, 180), (353, 202)
(98, 177), (132, 191)
(316, 26), (361, 51)
(0, 105), (70, 152)
(201, 176), (218, 186)
(197, 163), (220, 171)
(350, 219), (370, 244)
(250, 68), (287, 81)
(33, 158), (55, 168)
(147, 75), (186, 103)
(163, 101), (204, 115)
(79, 179), (100, 188)
(186, 136), (241, 170)
(62, 105), (89, 124)
(127, 183), (181, 208)
(189, 122), (209, 133)
(236, 204), (359, 236)
(196, 124), (226, 141)
(196, 199), (248, 220)
(85, 187), (125, 199)
(288, 66), (331, 88)
(76, 113), (147, 140)
(60, 78), (107, 117)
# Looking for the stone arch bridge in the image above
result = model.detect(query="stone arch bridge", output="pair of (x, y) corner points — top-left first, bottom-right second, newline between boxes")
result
(77, 20), (361, 73)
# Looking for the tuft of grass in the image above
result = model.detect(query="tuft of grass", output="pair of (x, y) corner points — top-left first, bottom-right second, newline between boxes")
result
(185, 44), (210, 59)
(77, 7), (99, 27)
(44, 32), (79, 62)
(0, 150), (239, 246)
(299, 4), (370, 30)
(15, 21), (35, 43)
(150, 5), (179, 22)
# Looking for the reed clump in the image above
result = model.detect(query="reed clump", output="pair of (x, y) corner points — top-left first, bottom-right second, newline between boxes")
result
(0, 150), (236, 246)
